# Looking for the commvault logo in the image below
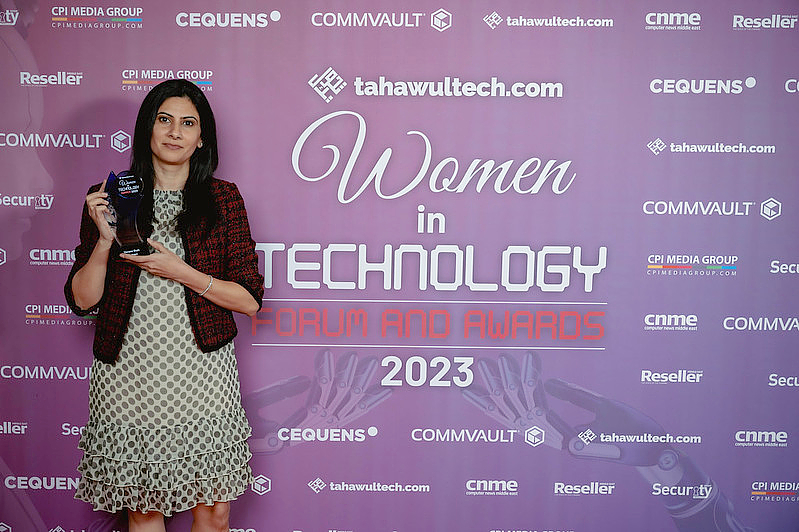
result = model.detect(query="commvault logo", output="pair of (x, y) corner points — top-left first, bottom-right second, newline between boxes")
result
(250, 474), (271, 495)
(111, 130), (131, 153)
(760, 198), (781, 220)
(0, 522), (11, 532)
(431, 9), (452, 31)
(525, 426), (545, 447)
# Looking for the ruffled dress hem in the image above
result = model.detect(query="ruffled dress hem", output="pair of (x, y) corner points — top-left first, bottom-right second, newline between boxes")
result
(75, 409), (253, 516)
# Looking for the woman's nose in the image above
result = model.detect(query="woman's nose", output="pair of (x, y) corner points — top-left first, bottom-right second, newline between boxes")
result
(168, 123), (181, 138)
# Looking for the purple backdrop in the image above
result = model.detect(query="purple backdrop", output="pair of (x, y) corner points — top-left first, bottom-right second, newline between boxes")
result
(1, 1), (798, 531)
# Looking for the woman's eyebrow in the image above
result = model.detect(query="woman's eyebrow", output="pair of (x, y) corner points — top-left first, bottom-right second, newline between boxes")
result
(157, 111), (198, 119)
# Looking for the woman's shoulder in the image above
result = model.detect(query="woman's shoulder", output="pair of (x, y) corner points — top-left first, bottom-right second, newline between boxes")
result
(207, 178), (246, 213)
(208, 177), (240, 196)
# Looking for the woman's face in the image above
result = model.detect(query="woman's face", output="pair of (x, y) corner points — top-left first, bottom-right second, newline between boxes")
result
(149, 96), (202, 170)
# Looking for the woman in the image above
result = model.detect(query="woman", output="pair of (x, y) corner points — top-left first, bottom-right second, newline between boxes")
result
(65, 79), (264, 530)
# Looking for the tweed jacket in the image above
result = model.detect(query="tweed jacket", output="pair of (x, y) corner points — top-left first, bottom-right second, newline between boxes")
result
(64, 178), (264, 364)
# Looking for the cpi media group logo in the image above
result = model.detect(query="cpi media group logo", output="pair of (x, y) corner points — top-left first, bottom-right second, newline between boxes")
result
(50, 5), (143, 29)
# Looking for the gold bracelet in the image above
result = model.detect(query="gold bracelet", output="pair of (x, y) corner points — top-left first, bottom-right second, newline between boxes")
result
(198, 275), (213, 296)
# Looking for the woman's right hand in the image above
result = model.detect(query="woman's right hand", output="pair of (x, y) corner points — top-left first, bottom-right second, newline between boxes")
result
(85, 179), (115, 243)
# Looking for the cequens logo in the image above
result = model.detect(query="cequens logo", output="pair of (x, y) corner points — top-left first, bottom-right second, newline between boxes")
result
(277, 426), (378, 442)
(650, 77), (756, 94)
(175, 11), (281, 28)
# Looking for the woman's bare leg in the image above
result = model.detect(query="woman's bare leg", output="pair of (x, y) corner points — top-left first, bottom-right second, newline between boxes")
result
(191, 501), (231, 532)
(128, 510), (166, 532)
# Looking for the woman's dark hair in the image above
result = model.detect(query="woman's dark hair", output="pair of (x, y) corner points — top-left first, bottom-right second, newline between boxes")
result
(131, 79), (218, 232)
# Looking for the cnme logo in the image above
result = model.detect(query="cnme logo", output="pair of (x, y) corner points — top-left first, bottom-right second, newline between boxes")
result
(30, 249), (75, 262)
(735, 430), (788, 447)
(465, 478), (518, 496)
(644, 314), (697, 327)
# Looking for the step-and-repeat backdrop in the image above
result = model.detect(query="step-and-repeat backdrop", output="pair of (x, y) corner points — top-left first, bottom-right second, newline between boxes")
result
(1, 1), (798, 531)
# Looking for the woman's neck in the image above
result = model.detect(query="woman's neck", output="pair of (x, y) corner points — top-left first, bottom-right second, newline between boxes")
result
(153, 159), (189, 191)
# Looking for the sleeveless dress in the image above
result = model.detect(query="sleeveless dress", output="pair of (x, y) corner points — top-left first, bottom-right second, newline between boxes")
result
(75, 189), (253, 515)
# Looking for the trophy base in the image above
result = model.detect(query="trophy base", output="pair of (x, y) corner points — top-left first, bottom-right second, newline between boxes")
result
(120, 242), (150, 256)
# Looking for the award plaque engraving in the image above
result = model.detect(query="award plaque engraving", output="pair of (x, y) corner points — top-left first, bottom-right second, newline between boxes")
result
(103, 171), (149, 255)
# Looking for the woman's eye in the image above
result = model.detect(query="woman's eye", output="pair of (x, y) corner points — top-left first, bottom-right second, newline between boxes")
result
(158, 116), (170, 124)
(183, 120), (195, 127)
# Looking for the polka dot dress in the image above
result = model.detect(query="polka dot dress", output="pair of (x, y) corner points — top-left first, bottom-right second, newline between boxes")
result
(75, 190), (253, 515)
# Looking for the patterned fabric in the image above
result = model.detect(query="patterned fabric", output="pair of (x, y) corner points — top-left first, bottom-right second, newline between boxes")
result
(64, 178), (264, 363)
(74, 190), (253, 515)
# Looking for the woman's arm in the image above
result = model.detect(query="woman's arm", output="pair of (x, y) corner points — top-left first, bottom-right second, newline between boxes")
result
(71, 238), (113, 310)
(122, 238), (260, 316)
(67, 181), (117, 311)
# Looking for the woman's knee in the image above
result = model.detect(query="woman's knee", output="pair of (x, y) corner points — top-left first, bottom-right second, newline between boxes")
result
(127, 509), (164, 526)
(192, 502), (230, 530)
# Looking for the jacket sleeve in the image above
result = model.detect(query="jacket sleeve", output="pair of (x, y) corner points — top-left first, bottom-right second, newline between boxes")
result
(221, 182), (265, 310)
(64, 183), (104, 316)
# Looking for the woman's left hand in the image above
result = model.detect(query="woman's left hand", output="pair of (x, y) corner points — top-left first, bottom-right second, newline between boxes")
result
(120, 238), (191, 281)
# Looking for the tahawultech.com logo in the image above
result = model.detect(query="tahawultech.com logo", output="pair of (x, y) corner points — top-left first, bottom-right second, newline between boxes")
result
(308, 477), (327, 493)
(484, 11), (503, 29)
(309, 67), (347, 102)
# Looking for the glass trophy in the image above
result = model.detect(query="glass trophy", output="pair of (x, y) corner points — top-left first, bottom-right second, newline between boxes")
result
(103, 171), (149, 255)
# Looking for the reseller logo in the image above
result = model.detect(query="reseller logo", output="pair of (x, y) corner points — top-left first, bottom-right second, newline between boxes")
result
(19, 71), (84, 87)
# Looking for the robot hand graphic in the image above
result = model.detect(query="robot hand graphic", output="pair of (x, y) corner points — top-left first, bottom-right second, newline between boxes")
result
(464, 351), (754, 532)
(462, 351), (568, 450)
(244, 349), (391, 454)
(544, 377), (672, 466)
